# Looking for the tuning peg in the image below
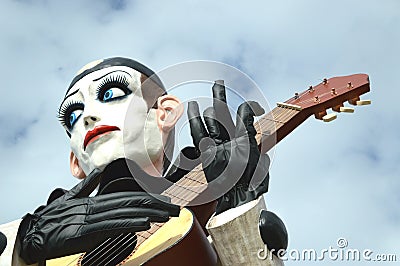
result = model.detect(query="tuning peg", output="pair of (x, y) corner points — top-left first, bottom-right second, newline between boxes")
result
(315, 110), (337, 122)
(347, 82), (353, 89)
(348, 97), (372, 106)
(314, 110), (327, 120)
(339, 107), (355, 113)
(322, 113), (337, 122)
(332, 104), (354, 113)
(356, 99), (371, 106)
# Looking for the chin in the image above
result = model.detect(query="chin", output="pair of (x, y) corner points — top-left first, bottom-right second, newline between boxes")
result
(81, 139), (125, 173)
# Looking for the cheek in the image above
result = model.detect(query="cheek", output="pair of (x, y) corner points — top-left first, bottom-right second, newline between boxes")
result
(70, 134), (82, 155)
(69, 123), (86, 152)
(119, 97), (149, 130)
(102, 96), (147, 127)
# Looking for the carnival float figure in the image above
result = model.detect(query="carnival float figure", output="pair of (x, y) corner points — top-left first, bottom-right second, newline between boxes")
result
(0, 57), (287, 266)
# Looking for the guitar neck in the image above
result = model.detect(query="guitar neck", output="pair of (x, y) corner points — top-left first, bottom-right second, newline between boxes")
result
(136, 73), (371, 249)
(255, 105), (303, 153)
(162, 73), (371, 206)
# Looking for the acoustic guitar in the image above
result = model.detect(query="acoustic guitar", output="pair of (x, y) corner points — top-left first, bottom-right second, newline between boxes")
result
(46, 74), (371, 265)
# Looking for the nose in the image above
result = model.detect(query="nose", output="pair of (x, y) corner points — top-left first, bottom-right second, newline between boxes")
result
(83, 115), (100, 127)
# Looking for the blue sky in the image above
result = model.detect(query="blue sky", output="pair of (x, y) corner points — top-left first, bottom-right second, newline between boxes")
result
(0, 0), (399, 265)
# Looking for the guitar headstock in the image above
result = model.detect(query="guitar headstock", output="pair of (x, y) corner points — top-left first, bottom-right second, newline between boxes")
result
(280, 74), (371, 121)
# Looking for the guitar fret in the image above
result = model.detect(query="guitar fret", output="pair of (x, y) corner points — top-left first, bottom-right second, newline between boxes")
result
(260, 117), (286, 125)
(257, 107), (300, 137)
(163, 191), (191, 204)
(168, 182), (204, 194)
(167, 187), (202, 201)
(181, 176), (204, 184)
(140, 231), (152, 239)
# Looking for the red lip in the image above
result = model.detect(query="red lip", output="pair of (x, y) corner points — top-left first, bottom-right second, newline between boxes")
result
(84, 125), (120, 150)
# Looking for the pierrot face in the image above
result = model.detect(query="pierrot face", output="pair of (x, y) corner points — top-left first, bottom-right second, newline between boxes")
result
(58, 65), (164, 176)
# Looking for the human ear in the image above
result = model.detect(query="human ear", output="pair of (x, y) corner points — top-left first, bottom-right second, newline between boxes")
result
(156, 95), (183, 132)
(69, 151), (86, 179)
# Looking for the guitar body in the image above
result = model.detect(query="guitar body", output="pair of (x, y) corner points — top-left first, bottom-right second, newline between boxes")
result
(125, 208), (217, 265)
(46, 208), (217, 266)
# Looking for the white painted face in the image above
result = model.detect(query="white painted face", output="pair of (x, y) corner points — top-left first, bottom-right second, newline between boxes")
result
(59, 66), (163, 175)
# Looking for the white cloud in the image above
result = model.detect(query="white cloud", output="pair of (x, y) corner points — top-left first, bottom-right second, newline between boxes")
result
(0, 0), (399, 264)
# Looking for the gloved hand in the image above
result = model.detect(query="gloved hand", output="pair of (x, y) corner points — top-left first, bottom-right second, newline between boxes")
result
(17, 167), (180, 264)
(187, 80), (270, 214)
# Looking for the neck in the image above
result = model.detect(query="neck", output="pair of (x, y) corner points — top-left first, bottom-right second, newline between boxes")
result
(97, 157), (168, 195)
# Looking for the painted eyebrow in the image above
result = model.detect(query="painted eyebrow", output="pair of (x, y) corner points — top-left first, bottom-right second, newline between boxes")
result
(60, 70), (133, 106)
(92, 70), (132, 81)
(59, 89), (80, 107)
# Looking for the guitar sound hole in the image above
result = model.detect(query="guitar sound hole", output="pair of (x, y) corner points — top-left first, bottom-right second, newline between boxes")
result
(80, 233), (137, 266)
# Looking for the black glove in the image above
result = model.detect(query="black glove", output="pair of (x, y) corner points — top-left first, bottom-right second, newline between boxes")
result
(259, 210), (288, 255)
(17, 167), (180, 265)
(0, 231), (6, 256)
(187, 80), (270, 214)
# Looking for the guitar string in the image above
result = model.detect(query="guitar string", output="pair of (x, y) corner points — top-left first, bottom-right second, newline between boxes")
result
(81, 236), (117, 265)
(111, 237), (138, 266)
(77, 106), (300, 266)
(83, 233), (133, 266)
(83, 228), (154, 266)
(79, 235), (131, 266)
(95, 234), (138, 266)
(257, 107), (298, 136)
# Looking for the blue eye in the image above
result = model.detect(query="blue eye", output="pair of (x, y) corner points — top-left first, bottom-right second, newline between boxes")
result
(58, 102), (84, 130)
(97, 74), (131, 102)
(103, 89), (113, 101)
(69, 109), (83, 128)
(100, 87), (127, 102)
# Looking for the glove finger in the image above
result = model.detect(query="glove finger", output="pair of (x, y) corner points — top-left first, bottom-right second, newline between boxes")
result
(87, 207), (173, 224)
(93, 192), (180, 217)
(248, 154), (270, 194)
(188, 101), (209, 149)
(165, 146), (200, 183)
(82, 217), (150, 237)
(203, 107), (221, 140)
(235, 101), (264, 139)
(66, 168), (102, 200)
(212, 80), (235, 141)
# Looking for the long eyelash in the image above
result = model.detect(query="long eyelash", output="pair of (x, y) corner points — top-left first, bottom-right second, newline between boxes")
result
(57, 101), (84, 127)
(96, 74), (129, 95)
